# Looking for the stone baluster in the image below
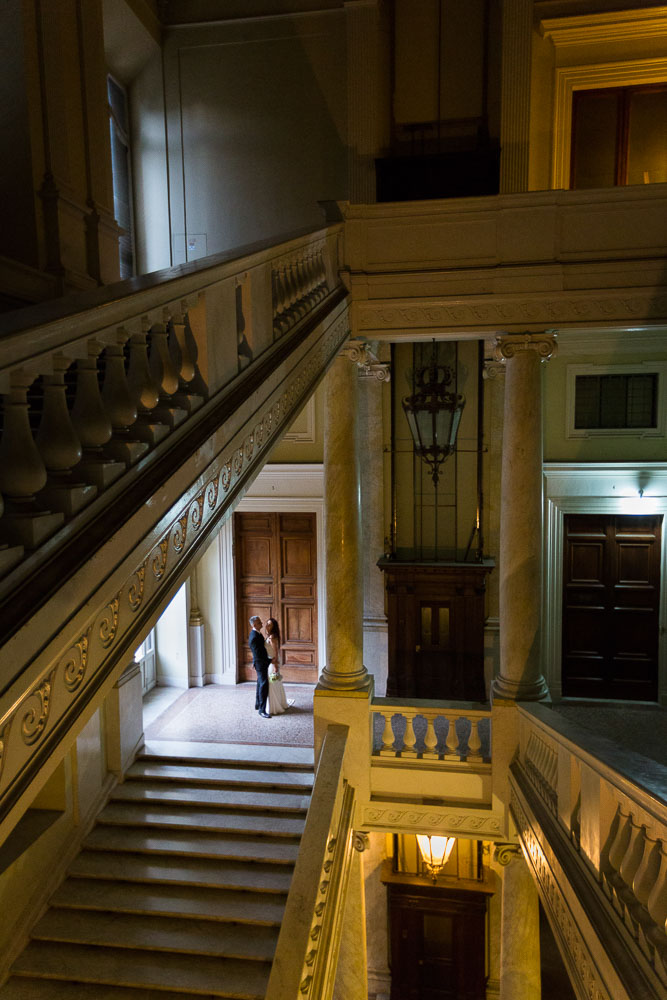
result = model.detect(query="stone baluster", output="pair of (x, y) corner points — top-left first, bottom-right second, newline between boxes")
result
(602, 807), (632, 899)
(169, 305), (206, 412)
(617, 819), (646, 921)
(646, 843), (667, 971)
(273, 266), (290, 334)
(149, 313), (188, 430)
(102, 328), (148, 467)
(492, 333), (556, 703)
(379, 713), (394, 756)
(423, 715), (438, 759)
(316, 246), (328, 299)
(631, 832), (662, 943)
(128, 320), (169, 447)
(36, 354), (97, 516)
(0, 369), (63, 551)
(71, 342), (126, 490)
(467, 719), (483, 761)
(445, 715), (460, 758)
(402, 713), (417, 758)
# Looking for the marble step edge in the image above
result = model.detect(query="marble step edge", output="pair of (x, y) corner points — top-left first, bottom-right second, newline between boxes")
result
(135, 751), (314, 773)
(81, 828), (300, 863)
(94, 814), (305, 839)
(68, 851), (294, 890)
(109, 787), (310, 814)
(30, 911), (278, 961)
(10, 942), (270, 999)
(0, 980), (239, 1000)
(124, 766), (314, 790)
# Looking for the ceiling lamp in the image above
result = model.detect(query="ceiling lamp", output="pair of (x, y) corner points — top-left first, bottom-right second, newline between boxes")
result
(416, 834), (456, 882)
(402, 349), (465, 485)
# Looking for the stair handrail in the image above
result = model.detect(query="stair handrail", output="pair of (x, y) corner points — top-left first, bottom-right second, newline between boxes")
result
(266, 723), (355, 1000)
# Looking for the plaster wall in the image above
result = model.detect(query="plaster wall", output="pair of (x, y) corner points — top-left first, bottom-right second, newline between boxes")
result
(155, 584), (189, 687)
(162, 11), (347, 260)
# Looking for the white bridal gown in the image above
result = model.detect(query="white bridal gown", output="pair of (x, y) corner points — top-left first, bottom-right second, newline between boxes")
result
(265, 637), (294, 715)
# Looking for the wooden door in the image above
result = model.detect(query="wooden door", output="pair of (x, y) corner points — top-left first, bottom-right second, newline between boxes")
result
(235, 512), (318, 683)
(562, 514), (661, 700)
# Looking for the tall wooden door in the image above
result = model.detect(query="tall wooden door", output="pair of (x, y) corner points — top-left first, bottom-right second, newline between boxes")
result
(562, 514), (662, 700)
(235, 512), (318, 683)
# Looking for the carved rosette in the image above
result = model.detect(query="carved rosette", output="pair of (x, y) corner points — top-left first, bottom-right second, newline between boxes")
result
(21, 669), (57, 746)
(62, 627), (92, 692)
(172, 512), (189, 553)
(99, 594), (121, 649)
(128, 560), (147, 613)
(494, 332), (557, 363)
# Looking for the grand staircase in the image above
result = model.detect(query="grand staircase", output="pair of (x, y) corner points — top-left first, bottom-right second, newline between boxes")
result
(0, 745), (314, 999)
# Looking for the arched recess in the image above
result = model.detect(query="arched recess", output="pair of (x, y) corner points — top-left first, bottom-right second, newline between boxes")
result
(543, 463), (667, 704)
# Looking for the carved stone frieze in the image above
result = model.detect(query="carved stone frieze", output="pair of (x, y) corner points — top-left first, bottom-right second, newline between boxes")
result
(356, 293), (667, 333)
(62, 627), (92, 692)
(362, 806), (502, 836)
(20, 669), (57, 747)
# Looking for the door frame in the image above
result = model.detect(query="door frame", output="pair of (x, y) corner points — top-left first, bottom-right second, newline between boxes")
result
(221, 463), (326, 681)
(543, 462), (667, 704)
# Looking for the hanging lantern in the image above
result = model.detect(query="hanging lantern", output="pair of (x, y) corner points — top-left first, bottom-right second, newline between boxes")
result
(416, 834), (457, 882)
(402, 351), (465, 485)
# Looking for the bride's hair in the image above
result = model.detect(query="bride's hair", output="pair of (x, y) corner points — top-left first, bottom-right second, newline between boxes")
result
(266, 617), (281, 642)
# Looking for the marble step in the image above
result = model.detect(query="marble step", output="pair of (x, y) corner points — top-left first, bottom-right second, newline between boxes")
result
(0, 980), (223, 1000)
(126, 760), (314, 791)
(83, 824), (300, 864)
(50, 877), (287, 924)
(11, 942), (270, 998)
(138, 745), (314, 771)
(69, 849), (294, 892)
(110, 780), (310, 813)
(32, 909), (278, 961)
(97, 801), (306, 837)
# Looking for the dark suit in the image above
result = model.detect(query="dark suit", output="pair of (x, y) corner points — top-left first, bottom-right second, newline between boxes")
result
(249, 628), (270, 714)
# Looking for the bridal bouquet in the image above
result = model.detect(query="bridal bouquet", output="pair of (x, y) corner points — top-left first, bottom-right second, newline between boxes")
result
(269, 669), (283, 683)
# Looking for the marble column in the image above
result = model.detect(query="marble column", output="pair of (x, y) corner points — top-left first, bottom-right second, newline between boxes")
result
(187, 570), (206, 687)
(495, 844), (541, 1000)
(499, 0), (533, 194)
(492, 334), (556, 702)
(318, 350), (371, 693)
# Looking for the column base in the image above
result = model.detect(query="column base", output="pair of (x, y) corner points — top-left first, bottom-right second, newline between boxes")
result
(317, 664), (374, 693)
(491, 673), (550, 703)
(39, 479), (97, 517)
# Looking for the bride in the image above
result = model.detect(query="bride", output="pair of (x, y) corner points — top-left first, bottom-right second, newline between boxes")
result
(265, 617), (294, 715)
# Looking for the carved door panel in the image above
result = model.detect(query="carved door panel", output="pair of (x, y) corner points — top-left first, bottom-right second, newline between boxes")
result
(235, 512), (318, 683)
(562, 514), (661, 700)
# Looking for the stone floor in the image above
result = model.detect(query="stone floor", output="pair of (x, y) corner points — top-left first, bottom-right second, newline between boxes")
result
(552, 701), (667, 768)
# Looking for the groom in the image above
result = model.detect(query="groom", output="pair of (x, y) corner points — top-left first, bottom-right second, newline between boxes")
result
(248, 616), (270, 718)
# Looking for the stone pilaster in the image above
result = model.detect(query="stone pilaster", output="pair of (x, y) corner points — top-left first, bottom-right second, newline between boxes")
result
(333, 835), (369, 1000)
(318, 350), (371, 692)
(187, 569), (206, 687)
(492, 333), (556, 702)
(495, 844), (541, 1000)
(499, 0), (533, 194)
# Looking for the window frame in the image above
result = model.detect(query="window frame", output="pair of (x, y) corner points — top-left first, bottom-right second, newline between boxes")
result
(107, 72), (136, 279)
(566, 362), (667, 439)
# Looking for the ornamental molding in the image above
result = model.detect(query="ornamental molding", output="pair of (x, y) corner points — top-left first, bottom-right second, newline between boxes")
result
(0, 304), (350, 827)
(493, 843), (522, 867)
(510, 784), (611, 1000)
(494, 333), (557, 362)
(540, 7), (667, 47)
(362, 805), (503, 837)
(355, 292), (667, 334)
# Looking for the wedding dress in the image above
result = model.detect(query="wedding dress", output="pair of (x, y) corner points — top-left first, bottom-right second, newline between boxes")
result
(265, 636), (294, 715)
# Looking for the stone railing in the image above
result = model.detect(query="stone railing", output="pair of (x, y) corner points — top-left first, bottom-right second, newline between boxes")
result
(371, 698), (491, 763)
(0, 224), (347, 841)
(511, 703), (667, 1000)
(266, 724), (356, 1000)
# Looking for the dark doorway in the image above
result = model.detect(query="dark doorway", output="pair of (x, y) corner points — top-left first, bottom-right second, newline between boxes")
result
(562, 514), (661, 700)
(234, 512), (318, 684)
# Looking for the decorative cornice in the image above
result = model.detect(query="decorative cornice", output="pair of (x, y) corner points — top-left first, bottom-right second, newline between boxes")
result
(494, 332), (557, 362)
(540, 7), (667, 47)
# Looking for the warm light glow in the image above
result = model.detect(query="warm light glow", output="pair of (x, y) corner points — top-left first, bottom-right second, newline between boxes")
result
(416, 834), (456, 881)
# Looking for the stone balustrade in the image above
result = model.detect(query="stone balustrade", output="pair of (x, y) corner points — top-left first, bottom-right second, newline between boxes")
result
(371, 698), (491, 763)
(0, 224), (347, 843)
(512, 704), (667, 998)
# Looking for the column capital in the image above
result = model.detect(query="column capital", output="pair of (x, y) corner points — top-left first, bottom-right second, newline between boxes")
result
(342, 340), (391, 382)
(494, 332), (557, 363)
(493, 843), (523, 867)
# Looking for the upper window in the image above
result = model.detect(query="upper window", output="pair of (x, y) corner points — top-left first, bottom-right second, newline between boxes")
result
(570, 84), (667, 189)
(107, 74), (135, 279)
(567, 364), (666, 438)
